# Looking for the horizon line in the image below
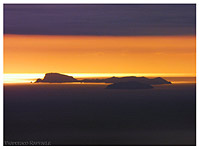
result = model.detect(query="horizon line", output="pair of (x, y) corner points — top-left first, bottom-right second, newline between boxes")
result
(3, 73), (196, 83)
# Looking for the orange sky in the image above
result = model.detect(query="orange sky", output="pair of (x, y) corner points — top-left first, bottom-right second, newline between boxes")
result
(4, 34), (196, 76)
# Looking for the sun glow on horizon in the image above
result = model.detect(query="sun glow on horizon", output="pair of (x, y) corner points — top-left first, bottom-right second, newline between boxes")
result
(4, 35), (196, 83)
(3, 73), (196, 83)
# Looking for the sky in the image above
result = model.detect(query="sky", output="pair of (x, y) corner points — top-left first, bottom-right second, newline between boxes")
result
(3, 4), (196, 79)
(4, 4), (196, 36)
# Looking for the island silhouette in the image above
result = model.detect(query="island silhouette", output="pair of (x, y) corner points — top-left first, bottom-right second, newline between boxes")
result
(81, 76), (172, 85)
(106, 81), (154, 89)
(35, 73), (78, 83)
(35, 73), (171, 89)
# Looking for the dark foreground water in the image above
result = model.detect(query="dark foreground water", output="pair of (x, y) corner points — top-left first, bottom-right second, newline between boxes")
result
(4, 83), (196, 145)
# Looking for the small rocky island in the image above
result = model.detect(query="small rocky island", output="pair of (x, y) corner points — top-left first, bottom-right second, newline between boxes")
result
(35, 73), (78, 83)
(35, 72), (172, 89)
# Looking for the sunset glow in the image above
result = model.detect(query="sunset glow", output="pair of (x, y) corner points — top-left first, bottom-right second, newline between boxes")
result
(4, 35), (196, 77)
(4, 5), (196, 145)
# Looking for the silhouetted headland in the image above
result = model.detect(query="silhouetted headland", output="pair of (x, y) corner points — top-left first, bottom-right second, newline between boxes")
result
(35, 73), (172, 89)
(106, 81), (153, 89)
(35, 73), (77, 83)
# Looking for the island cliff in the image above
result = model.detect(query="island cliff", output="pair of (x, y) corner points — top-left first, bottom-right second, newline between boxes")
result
(35, 73), (77, 83)
(34, 73), (172, 89)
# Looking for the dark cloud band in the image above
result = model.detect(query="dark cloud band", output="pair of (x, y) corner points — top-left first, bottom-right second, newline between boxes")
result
(4, 4), (196, 36)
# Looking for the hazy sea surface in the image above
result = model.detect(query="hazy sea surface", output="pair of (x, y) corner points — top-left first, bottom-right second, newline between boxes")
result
(4, 82), (196, 145)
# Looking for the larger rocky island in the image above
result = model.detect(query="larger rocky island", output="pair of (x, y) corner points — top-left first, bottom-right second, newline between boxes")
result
(35, 73), (172, 89)
(81, 76), (171, 85)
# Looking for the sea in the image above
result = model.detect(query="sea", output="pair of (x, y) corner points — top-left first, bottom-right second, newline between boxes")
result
(4, 77), (196, 145)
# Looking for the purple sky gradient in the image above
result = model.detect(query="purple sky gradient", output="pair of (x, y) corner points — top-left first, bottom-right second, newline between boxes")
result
(4, 4), (196, 36)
